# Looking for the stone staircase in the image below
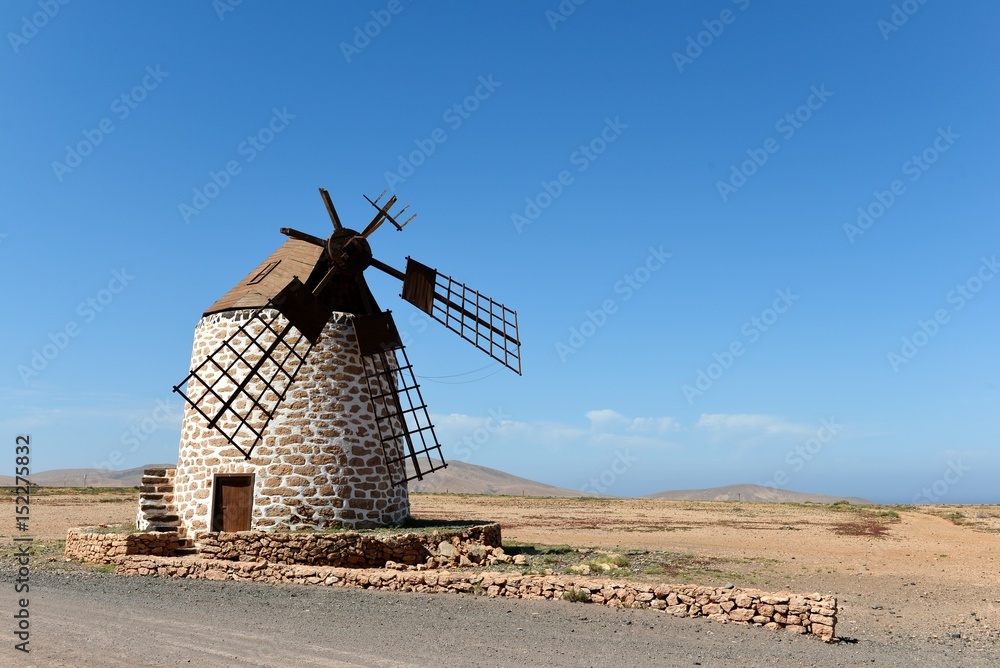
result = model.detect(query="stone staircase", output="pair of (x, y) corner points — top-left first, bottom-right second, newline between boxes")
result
(175, 537), (200, 557)
(135, 467), (180, 532)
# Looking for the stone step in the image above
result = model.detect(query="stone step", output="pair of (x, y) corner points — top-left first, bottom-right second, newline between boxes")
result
(141, 476), (171, 485)
(175, 536), (202, 557)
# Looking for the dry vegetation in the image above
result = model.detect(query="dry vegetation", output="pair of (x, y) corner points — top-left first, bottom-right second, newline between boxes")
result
(2, 488), (999, 644)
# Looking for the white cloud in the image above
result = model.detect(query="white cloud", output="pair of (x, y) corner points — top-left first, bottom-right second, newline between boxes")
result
(695, 413), (814, 436)
(585, 409), (679, 435)
(432, 409), (679, 456)
(693, 413), (820, 451)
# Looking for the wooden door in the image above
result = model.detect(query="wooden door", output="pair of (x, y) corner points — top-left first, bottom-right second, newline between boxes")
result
(212, 475), (253, 532)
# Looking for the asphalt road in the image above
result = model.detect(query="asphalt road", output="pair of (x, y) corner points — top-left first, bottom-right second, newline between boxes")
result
(6, 571), (998, 667)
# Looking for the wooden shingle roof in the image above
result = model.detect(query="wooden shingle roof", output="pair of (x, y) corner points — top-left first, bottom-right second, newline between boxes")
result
(203, 239), (324, 316)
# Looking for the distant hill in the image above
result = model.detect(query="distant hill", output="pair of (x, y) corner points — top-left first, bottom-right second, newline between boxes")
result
(406, 460), (592, 497)
(1, 465), (869, 504)
(0, 465), (169, 488)
(0, 461), (588, 498)
(643, 483), (872, 504)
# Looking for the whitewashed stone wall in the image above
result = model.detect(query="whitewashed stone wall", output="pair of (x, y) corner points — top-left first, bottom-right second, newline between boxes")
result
(171, 309), (409, 537)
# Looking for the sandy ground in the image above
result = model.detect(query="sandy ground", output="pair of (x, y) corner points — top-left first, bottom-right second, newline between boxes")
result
(3, 491), (999, 649)
(411, 495), (1000, 645)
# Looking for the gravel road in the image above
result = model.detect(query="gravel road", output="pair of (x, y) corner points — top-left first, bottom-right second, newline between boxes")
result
(6, 570), (998, 667)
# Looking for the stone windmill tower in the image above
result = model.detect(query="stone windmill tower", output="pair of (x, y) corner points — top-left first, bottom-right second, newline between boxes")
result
(140, 189), (521, 539)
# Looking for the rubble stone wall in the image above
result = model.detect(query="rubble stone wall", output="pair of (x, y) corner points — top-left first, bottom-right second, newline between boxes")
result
(116, 556), (838, 641)
(65, 529), (178, 564)
(64, 523), (501, 569)
(197, 523), (502, 568)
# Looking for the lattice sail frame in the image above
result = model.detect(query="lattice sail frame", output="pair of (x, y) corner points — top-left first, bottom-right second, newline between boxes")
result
(401, 258), (521, 375)
(354, 312), (446, 485)
(173, 306), (314, 459)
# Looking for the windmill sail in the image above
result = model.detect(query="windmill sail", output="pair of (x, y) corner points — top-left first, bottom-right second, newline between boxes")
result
(401, 258), (521, 375)
(173, 304), (314, 459)
(353, 312), (446, 485)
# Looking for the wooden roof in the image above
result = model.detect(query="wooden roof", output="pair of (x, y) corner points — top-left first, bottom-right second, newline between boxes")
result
(204, 239), (324, 316)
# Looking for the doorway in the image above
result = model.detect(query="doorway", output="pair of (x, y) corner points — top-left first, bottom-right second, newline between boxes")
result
(211, 474), (253, 532)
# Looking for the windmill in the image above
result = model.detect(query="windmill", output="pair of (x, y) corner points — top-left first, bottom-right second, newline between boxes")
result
(162, 189), (521, 535)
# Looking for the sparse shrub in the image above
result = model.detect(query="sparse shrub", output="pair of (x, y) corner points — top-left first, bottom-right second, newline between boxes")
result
(562, 589), (590, 603)
(583, 553), (630, 571)
(606, 554), (629, 568)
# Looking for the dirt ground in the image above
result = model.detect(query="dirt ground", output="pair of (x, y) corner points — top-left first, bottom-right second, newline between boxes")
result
(3, 490), (999, 649)
(412, 495), (1000, 646)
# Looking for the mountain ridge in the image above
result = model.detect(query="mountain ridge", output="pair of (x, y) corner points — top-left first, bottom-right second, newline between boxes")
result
(1, 464), (871, 503)
(642, 483), (872, 504)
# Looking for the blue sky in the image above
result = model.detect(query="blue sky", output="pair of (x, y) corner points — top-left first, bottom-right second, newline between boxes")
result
(2, 1), (997, 503)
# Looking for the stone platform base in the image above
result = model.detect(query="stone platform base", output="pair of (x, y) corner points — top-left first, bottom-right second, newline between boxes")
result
(65, 523), (502, 569)
(196, 522), (502, 568)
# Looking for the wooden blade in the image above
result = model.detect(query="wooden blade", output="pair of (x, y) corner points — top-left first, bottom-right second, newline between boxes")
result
(271, 277), (332, 344)
(353, 312), (447, 485)
(361, 193), (398, 238)
(400, 258), (521, 375)
(319, 188), (343, 230)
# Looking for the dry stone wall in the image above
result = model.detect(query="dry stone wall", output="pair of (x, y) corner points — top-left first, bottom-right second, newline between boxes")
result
(171, 310), (409, 537)
(198, 523), (501, 568)
(116, 556), (837, 641)
(65, 529), (178, 564)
